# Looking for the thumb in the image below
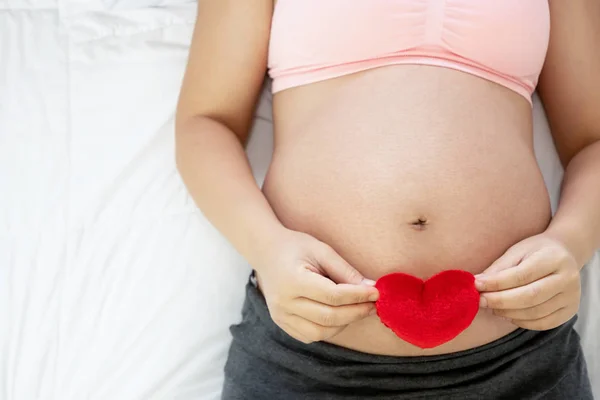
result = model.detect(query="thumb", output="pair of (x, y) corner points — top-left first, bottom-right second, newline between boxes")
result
(316, 245), (375, 286)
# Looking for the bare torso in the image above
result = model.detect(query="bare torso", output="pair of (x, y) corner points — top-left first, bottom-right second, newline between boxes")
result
(262, 65), (552, 356)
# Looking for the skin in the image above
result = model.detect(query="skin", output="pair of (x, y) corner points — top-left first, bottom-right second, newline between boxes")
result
(176, 0), (600, 354)
(176, 0), (380, 346)
(476, 0), (600, 331)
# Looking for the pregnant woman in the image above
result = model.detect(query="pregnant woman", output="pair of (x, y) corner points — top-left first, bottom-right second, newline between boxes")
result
(176, 1), (600, 399)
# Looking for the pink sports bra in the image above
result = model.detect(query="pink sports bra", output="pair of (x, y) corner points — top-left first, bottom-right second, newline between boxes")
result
(268, 0), (550, 103)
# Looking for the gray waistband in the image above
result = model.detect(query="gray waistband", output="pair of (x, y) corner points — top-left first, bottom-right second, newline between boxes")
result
(223, 275), (589, 399)
(245, 273), (576, 370)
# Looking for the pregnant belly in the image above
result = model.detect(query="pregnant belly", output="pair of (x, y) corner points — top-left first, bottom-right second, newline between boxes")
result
(264, 66), (553, 355)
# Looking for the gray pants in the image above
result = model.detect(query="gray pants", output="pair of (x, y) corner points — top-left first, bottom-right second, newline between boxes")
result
(222, 275), (593, 400)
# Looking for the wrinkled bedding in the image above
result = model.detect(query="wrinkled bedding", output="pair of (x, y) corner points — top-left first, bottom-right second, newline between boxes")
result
(0, 1), (597, 399)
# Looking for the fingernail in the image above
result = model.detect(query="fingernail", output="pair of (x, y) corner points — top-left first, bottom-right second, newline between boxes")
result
(479, 296), (488, 308)
(474, 279), (485, 291)
(369, 308), (378, 316)
(368, 293), (379, 302)
(362, 279), (376, 286)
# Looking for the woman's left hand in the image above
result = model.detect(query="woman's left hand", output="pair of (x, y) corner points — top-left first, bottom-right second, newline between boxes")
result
(475, 233), (581, 330)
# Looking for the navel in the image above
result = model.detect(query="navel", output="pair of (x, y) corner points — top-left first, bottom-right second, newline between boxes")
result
(409, 217), (429, 231)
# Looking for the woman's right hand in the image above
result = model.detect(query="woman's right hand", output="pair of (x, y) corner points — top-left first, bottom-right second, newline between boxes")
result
(255, 229), (380, 344)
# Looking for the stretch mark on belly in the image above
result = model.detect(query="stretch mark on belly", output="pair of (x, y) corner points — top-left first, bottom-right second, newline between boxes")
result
(410, 217), (428, 231)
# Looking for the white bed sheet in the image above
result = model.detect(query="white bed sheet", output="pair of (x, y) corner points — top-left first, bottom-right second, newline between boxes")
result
(0, 1), (597, 399)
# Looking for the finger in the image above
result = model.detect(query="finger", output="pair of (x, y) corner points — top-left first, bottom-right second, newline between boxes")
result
(298, 269), (379, 306)
(279, 321), (310, 343)
(316, 245), (375, 286)
(493, 293), (563, 321)
(284, 314), (345, 343)
(272, 313), (313, 343)
(291, 297), (376, 327)
(476, 251), (556, 292)
(478, 243), (527, 276)
(511, 307), (576, 331)
(481, 274), (564, 310)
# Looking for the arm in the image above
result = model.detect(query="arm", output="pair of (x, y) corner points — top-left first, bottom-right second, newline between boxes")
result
(537, 0), (600, 268)
(176, 0), (280, 266)
(474, 1), (600, 329)
(176, 0), (377, 344)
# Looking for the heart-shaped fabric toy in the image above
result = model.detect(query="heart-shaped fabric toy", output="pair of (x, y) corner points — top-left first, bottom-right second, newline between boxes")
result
(375, 270), (480, 349)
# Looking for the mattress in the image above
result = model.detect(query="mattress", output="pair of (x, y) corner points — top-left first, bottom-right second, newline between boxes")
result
(0, 1), (597, 399)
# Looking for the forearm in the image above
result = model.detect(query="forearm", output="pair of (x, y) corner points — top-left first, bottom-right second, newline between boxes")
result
(176, 116), (285, 267)
(545, 140), (600, 268)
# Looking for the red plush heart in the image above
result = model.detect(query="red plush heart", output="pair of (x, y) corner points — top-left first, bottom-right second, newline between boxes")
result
(375, 270), (480, 349)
